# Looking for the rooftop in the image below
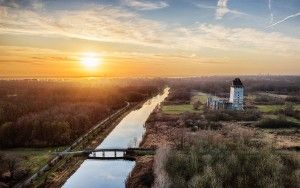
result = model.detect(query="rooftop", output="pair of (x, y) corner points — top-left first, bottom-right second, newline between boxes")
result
(232, 78), (243, 87)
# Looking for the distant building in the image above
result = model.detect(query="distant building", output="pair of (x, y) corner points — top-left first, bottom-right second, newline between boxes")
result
(207, 78), (244, 110)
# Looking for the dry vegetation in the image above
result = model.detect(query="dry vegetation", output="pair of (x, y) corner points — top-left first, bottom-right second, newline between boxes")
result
(128, 76), (300, 188)
(163, 128), (299, 188)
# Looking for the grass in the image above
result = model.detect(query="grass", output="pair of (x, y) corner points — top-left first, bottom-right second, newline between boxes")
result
(258, 92), (288, 99)
(295, 104), (300, 111)
(163, 91), (209, 115)
(162, 104), (202, 114)
(256, 105), (283, 113)
(0, 147), (64, 172)
(191, 92), (209, 104)
(245, 94), (256, 102)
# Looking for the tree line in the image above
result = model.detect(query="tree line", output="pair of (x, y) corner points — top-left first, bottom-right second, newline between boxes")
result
(0, 79), (164, 148)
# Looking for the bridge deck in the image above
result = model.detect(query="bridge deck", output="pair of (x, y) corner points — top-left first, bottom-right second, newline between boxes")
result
(88, 156), (136, 161)
(56, 148), (155, 160)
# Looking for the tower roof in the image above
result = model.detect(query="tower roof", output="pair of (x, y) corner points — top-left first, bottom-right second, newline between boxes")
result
(232, 78), (243, 87)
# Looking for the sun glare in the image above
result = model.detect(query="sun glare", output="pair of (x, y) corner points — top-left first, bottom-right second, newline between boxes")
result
(80, 52), (102, 70)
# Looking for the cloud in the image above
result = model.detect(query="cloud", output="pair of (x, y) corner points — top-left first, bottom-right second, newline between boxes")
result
(174, 24), (300, 57)
(266, 12), (300, 28)
(0, 4), (167, 47)
(0, 2), (299, 58)
(122, 0), (168, 10)
(195, 4), (215, 10)
(0, 0), (43, 10)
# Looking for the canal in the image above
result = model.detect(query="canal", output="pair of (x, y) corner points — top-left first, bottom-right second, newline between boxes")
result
(63, 88), (169, 188)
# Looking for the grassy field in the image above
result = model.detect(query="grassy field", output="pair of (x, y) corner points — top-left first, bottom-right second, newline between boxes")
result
(295, 105), (300, 111)
(257, 104), (300, 113)
(162, 91), (208, 114)
(258, 92), (288, 99)
(256, 105), (283, 113)
(0, 147), (64, 173)
(162, 104), (202, 114)
(191, 92), (209, 103)
(245, 94), (256, 101)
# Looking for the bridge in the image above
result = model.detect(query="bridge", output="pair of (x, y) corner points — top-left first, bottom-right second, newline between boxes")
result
(55, 148), (155, 160)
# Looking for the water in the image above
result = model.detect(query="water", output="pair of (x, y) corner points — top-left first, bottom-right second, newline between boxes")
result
(63, 88), (169, 188)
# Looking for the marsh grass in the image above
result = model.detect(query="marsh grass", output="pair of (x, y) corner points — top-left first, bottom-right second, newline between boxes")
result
(164, 129), (300, 188)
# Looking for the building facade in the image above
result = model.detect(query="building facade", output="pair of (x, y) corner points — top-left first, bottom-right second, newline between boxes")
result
(207, 78), (244, 110)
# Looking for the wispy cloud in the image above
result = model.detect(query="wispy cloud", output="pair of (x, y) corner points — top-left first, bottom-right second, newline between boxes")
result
(0, 1), (299, 58)
(266, 12), (300, 28)
(195, 4), (215, 10)
(0, 0), (43, 10)
(122, 0), (168, 10)
(174, 24), (300, 57)
(0, 4), (167, 47)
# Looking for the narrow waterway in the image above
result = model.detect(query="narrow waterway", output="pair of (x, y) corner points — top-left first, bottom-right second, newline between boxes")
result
(63, 88), (169, 188)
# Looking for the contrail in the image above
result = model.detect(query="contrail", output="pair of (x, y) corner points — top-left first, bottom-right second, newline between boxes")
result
(268, 0), (273, 24)
(266, 12), (300, 28)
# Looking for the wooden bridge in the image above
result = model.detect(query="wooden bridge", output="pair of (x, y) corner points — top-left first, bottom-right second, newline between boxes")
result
(55, 148), (155, 160)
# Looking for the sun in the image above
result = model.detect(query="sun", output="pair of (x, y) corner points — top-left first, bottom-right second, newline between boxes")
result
(80, 52), (102, 70)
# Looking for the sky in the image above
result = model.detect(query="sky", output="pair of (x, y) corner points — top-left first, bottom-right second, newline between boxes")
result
(0, 0), (299, 77)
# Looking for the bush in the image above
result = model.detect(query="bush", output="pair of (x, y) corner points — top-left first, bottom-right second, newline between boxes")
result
(279, 103), (300, 120)
(254, 95), (284, 105)
(165, 135), (300, 188)
(167, 89), (191, 102)
(193, 101), (201, 110)
(257, 118), (300, 129)
(286, 96), (300, 103)
(205, 109), (261, 122)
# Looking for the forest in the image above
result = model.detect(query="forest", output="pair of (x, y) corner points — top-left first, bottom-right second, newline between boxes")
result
(166, 76), (300, 96)
(0, 78), (164, 148)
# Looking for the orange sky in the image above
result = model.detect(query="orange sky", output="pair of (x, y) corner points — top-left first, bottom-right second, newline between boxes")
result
(0, 0), (299, 77)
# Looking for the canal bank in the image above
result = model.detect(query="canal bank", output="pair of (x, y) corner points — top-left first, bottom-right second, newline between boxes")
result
(25, 101), (135, 188)
(62, 88), (169, 188)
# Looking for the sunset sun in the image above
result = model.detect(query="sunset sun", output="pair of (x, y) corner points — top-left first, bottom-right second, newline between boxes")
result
(80, 52), (102, 70)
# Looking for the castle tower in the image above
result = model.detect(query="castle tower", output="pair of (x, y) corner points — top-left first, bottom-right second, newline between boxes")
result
(229, 78), (244, 110)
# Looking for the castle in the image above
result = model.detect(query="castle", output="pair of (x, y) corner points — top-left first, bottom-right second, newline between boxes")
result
(207, 78), (244, 110)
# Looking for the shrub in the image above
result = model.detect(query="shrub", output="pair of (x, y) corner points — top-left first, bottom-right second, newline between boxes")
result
(193, 101), (201, 110)
(164, 131), (300, 188)
(257, 118), (300, 129)
(286, 96), (300, 103)
(205, 109), (261, 122)
(254, 95), (284, 105)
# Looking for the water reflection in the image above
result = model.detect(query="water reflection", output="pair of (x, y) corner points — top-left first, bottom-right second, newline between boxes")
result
(63, 88), (169, 188)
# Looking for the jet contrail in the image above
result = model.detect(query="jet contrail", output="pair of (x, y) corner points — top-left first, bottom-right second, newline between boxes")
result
(268, 0), (273, 24)
(266, 12), (300, 28)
